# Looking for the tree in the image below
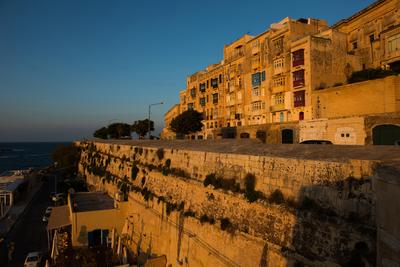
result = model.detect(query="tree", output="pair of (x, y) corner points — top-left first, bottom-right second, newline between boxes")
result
(107, 123), (132, 139)
(93, 127), (108, 139)
(170, 109), (203, 136)
(132, 119), (154, 138)
(52, 143), (81, 175)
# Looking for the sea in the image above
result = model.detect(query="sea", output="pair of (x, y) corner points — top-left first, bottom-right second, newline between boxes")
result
(0, 142), (71, 173)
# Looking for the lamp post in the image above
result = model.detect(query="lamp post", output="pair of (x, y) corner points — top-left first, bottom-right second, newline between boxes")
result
(148, 102), (163, 139)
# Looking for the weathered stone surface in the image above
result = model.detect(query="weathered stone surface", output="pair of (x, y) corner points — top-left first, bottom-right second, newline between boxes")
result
(75, 140), (397, 266)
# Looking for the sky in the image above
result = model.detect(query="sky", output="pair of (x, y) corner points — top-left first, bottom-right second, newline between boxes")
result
(0, 0), (375, 142)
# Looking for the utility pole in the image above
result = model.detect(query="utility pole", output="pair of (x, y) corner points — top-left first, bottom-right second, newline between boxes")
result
(148, 102), (163, 139)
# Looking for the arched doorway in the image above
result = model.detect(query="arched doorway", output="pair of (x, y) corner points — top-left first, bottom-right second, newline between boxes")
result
(240, 132), (250, 138)
(372, 124), (400, 145)
(281, 129), (294, 144)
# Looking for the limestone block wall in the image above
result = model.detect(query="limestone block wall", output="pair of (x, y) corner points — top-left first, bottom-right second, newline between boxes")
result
(312, 75), (400, 119)
(77, 141), (378, 266)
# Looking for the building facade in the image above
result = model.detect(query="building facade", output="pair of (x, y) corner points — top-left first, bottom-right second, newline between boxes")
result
(163, 0), (400, 145)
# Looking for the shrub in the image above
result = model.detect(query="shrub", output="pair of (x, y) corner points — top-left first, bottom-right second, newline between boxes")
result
(269, 189), (284, 204)
(178, 202), (185, 211)
(203, 173), (240, 192)
(245, 190), (261, 203)
(156, 148), (164, 160)
(200, 214), (210, 224)
(131, 166), (139, 180)
(165, 159), (171, 168)
(183, 210), (196, 217)
(244, 173), (260, 203)
(203, 173), (217, 187)
(166, 202), (177, 216)
(348, 68), (396, 84)
(245, 173), (256, 192)
(220, 218), (232, 231)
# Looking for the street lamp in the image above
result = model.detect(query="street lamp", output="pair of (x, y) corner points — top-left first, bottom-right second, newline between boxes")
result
(148, 102), (163, 139)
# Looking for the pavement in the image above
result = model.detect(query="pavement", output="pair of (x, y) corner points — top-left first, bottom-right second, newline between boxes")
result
(86, 139), (400, 162)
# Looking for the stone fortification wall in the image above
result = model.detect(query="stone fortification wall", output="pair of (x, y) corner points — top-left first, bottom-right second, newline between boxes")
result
(77, 141), (379, 266)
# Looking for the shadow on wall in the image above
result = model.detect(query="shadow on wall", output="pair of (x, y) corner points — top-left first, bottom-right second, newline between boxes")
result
(279, 181), (376, 267)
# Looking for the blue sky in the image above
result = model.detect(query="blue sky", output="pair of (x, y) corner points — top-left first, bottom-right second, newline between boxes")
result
(0, 0), (375, 141)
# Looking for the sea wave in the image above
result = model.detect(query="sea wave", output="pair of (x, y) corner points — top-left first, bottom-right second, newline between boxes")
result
(0, 155), (18, 159)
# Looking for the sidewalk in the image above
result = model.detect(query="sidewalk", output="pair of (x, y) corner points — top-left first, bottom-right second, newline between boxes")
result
(0, 175), (43, 237)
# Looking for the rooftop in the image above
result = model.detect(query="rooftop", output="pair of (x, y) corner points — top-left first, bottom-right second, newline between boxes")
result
(71, 192), (115, 213)
(0, 170), (26, 192)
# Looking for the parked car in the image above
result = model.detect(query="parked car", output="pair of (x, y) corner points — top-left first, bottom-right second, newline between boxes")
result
(24, 251), (42, 267)
(49, 192), (56, 200)
(42, 206), (52, 223)
(42, 213), (50, 223)
(300, 140), (333, 144)
(52, 193), (65, 202)
(45, 207), (53, 214)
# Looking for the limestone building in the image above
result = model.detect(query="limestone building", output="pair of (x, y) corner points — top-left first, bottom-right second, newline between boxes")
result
(162, 0), (400, 144)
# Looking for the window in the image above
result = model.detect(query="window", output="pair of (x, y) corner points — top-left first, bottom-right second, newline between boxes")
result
(273, 37), (284, 52)
(251, 101), (262, 111)
(213, 109), (218, 119)
(261, 71), (266, 81)
(253, 88), (261, 96)
(294, 90), (305, 107)
(299, 111), (304, 121)
(211, 78), (218, 88)
(252, 40), (259, 48)
(199, 83), (206, 92)
(352, 41), (358, 50)
(388, 33), (400, 53)
(190, 88), (196, 97)
(279, 112), (284, 123)
(219, 74), (223, 83)
(275, 93), (284, 105)
(206, 80), (209, 88)
(369, 34), (375, 43)
(212, 93), (218, 104)
(273, 58), (284, 69)
(293, 70), (305, 87)
(188, 103), (194, 110)
(273, 77), (285, 87)
(251, 55), (260, 67)
(252, 72), (261, 87)
(292, 49), (304, 67)
(200, 97), (206, 106)
(235, 113), (241, 120)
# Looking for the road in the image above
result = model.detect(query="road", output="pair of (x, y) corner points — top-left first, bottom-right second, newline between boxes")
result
(0, 177), (54, 266)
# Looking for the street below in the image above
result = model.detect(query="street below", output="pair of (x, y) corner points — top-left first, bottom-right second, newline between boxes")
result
(0, 176), (55, 266)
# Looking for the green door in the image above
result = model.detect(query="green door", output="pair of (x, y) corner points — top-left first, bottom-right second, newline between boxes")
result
(373, 124), (400, 145)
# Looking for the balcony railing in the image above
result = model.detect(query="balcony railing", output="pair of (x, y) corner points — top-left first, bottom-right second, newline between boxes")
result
(271, 85), (289, 94)
(293, 80), (305, 88)
(270, 103), (285, 112)
(292, 59), (304, 67)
